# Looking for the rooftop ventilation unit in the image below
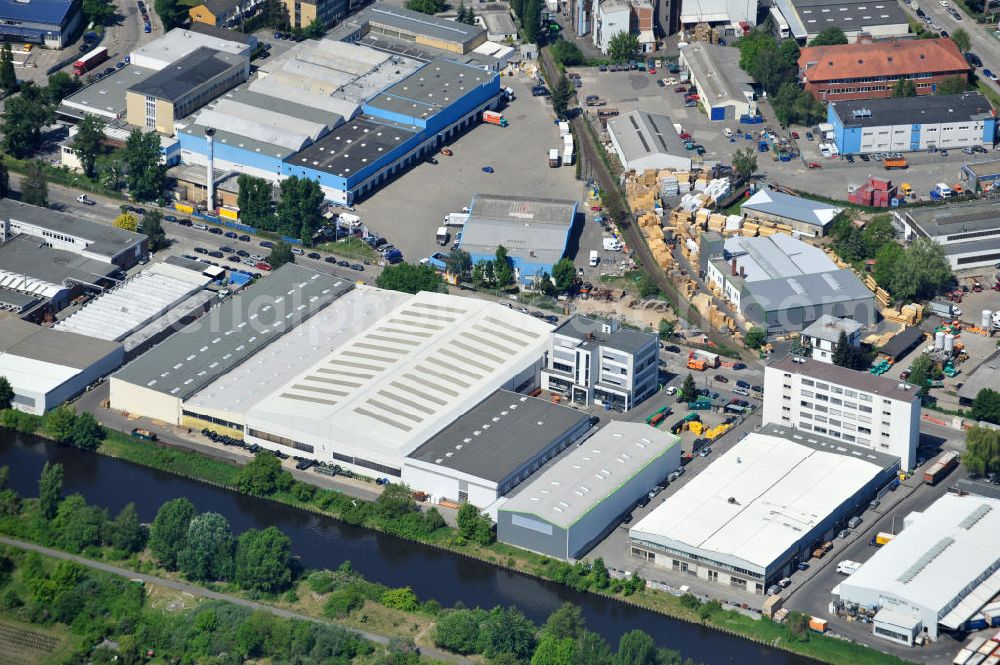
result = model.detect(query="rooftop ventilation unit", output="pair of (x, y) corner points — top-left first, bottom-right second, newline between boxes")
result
(851, 108), (872, 119)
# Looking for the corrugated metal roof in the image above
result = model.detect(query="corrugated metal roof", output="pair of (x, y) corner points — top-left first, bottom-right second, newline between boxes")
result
(741, 188), (843, 229)
(459, 194), (577, 265)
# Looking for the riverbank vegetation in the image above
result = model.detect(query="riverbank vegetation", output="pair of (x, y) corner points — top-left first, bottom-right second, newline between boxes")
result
(0, 413), (916, 664)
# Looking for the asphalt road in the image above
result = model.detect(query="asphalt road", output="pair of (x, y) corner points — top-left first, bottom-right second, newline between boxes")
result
(0, 534), (469, 664)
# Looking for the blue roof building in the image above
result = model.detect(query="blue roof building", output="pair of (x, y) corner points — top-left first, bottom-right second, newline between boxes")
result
(0, 0), (83, 48)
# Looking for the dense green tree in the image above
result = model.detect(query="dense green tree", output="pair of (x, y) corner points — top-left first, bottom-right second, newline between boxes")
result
(236, 174), (274, 228)
(235, 526), (293, 592)
(532, 636), (577, 665)
(300, 18), (326, 38)
(123, 128), (166, 202)
(268, 240), (295, 269)
(936, 75), (968, 95)
(42, 405), (76, 443)
(381, 586), (419, 611)
(831, 330), (852, 368)
(376, 263), (443, 294)
(681, 373), (697, 401)
(971, 388), (1000, 425)
(38, 462), (64, 520)
(44, 72), (80, 105)
(551, 257), (576, 293)
(432, 608), (487, 654)
(106, 502), (145, 553)
(155, 0), (181, 29)
(608, 31), (639, 63)
(892, 78), (917, 98)
(522, 0), (541, 43)
(275, 175), (324, 243)
(658, 319), (675, 339)
(54, 494), (108, 552)
(732, 148), (757, 181)
(82, 0), (116, 25)
(0, 44), (16, 94)
(178, 512), (235, 582)
(494, 245), (514, 287)
(744, 327), (766, 349)
(808, 26), (847, 45)
(550, 38), (584, 67)
(446, 248), (472, 278)
(140, 210), (169, 252)
(591, 558), (610, 589)
(907, 354), (934, 394)
(575, 631), (613, 665)
(0, 376), (12, 410)
(69, 411), (104, 450)
(236, 452), (293, 496)
(148, 497), (197, 569)
(456, 503), (493, 545)
(0, 466), (21, 516)
(952, 28), (971, 54)
(0, 161), (8, 199)
(552, 72), (575, 118)
(616, 629), (657, 665)
(544, 603), (585, 641)
(480, 606), (537, 661)
(963, 426), (1000, 476)
(404, 0), (444, 13)
(876, 238), (952, 303)
(20, 163), (48, 207)
(72, 114), (105, 178)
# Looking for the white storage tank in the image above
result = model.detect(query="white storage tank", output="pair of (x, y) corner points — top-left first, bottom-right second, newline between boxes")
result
(983, 310), (993, 329)
(944, 333), (955, 354)
(935, 331), (945, 350)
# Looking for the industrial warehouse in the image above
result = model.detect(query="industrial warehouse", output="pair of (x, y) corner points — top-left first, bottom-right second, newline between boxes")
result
(835, 494), (1000, 645)
(629, 424), (899, 593)
(894, 201), (1000, 270)
(499, 422), (681, 560)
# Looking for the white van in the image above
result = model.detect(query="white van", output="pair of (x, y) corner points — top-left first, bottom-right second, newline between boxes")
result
(724, 128), (734, 139)
(589, 250), (599, 266)
(291, 247), (304, 255)
(193, 223), (208, 231)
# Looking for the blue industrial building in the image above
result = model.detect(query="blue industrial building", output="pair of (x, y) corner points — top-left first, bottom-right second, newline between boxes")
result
(828, 93), (996, 156)
(284, 58), (501, 205)
(0, 0), (82, 48)
(459, 194), (578, 286)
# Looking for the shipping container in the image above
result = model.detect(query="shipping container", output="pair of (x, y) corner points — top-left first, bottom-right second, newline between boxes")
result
(925, 451), (959, 485)
(875, 532), (895, 546)
(808, 617), (827, 633)
(482, 110), (508, 127)
(175, 202), (194, 214)
(219, 207), (239, 220)
(956, 649), (975, 665)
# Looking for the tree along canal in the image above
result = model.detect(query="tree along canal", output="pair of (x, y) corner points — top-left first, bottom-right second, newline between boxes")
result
(0, 430), (817, 665)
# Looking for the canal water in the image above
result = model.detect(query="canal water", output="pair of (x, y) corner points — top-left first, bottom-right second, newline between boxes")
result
(0, 430), (817, 665)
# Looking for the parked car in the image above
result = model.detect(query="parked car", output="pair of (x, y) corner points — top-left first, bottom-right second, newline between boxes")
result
(224, 231), (238, 238)
(163, 214), (177, 222)
(236, 249), (249, 257)
(307, 252), (321, 259)
(807, 162), (822, 169)
(713, 375), (729, 383)
(194, 247), (208, 254)
(260, 240), (274, 248)
(208, 250), (224, 258)
(805, 132), (814, 141)
(256, 261), (272, 271)
(324, 256), (337, 264)
(734, 388), (750, 396)
(238, 234), (251, 241)
(350, 263), (365, 271)
(736, 379), (750, 388)
(482, 165), (494, 174)
(845, 154), (855, 163)
(209, 227), (223, 235)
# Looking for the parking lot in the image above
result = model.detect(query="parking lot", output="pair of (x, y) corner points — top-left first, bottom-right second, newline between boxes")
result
(352, 73), (599, 267)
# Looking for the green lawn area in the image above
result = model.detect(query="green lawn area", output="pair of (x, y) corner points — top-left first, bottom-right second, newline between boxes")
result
(316, 237), (376, 261)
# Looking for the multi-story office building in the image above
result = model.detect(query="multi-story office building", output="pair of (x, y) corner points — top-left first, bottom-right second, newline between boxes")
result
(762, 356), (920, 470)
(540, 315), (658, 412)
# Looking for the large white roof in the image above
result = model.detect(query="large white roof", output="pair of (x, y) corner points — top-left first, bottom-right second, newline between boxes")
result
(245, 291), (551, 470)
(129, 28), (252, 70)
(54, 263), (210, 342)
(630, 426), (887, 570)
(186, 286), (407, 417)
(839, 494), (1000, 626)
(0, 353), (78, 394)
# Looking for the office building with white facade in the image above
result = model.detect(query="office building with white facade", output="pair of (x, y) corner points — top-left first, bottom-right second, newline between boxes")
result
(835, 493), (1000, 644)
(800, 315), (863, 364)
(895, 201), (1000, 270)
(540, 315), (658, 412)
(762, 356), (920, 470)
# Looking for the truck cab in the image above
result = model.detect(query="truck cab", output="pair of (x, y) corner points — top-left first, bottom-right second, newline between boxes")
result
(589, 250), (599, 266)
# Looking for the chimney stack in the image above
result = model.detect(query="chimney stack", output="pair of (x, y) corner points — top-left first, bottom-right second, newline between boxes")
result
(731, 258), (737, 276)
(740, 266), (746, 278)
(205, 127), (216, 213)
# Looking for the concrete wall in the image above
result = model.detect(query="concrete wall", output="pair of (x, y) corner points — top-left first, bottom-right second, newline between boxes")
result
(497, 510), (570, 559)
(46, 346), (124, 413)
(109, 378), (182, 424)
(401, 462), (499, 508)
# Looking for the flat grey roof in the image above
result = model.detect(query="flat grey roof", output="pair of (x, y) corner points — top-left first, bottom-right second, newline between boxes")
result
(790, 0), (908, 36)
(128, 47), (246, 103)
(800, 314), (863, 343)
(60, 64), (158, 118)
(352, 32), (501, 69)
(0, 318), (121, 370)
(831, 93), (993, 129)
(680, 41), (753, 107)
(878, 326), (926, 359)
(365, 58), (494, 120)
(0, 235), (120, 288)
(186, 23), (257, 45)
(113, 265), (352, 400)
(964, 158), (1000, 178)
(770, 355), (920, 402)
(460, 194), (577, 265)
(738, 268), (874, 312)
(0, 288), (42, 310)
(284, 116), (417, 178)
(607, 110), (689, 162)
(500, 421), (680, 529)
(0, 199), (144, 260)
(958, 349), (1000, 401)
(479, 10), (517, 34)
(553, 315), (657, 355)
(330, 2), (486, 47)
(941, 234), (1000, 257)
(903, 201), (1000, 240)
(407, 389), (590, 482)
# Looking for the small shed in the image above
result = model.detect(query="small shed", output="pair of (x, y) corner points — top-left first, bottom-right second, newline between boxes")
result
(879, 327), (925, 361)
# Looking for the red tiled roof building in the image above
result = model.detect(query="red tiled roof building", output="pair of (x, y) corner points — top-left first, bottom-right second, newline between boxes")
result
(798, 39), (971, 102)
